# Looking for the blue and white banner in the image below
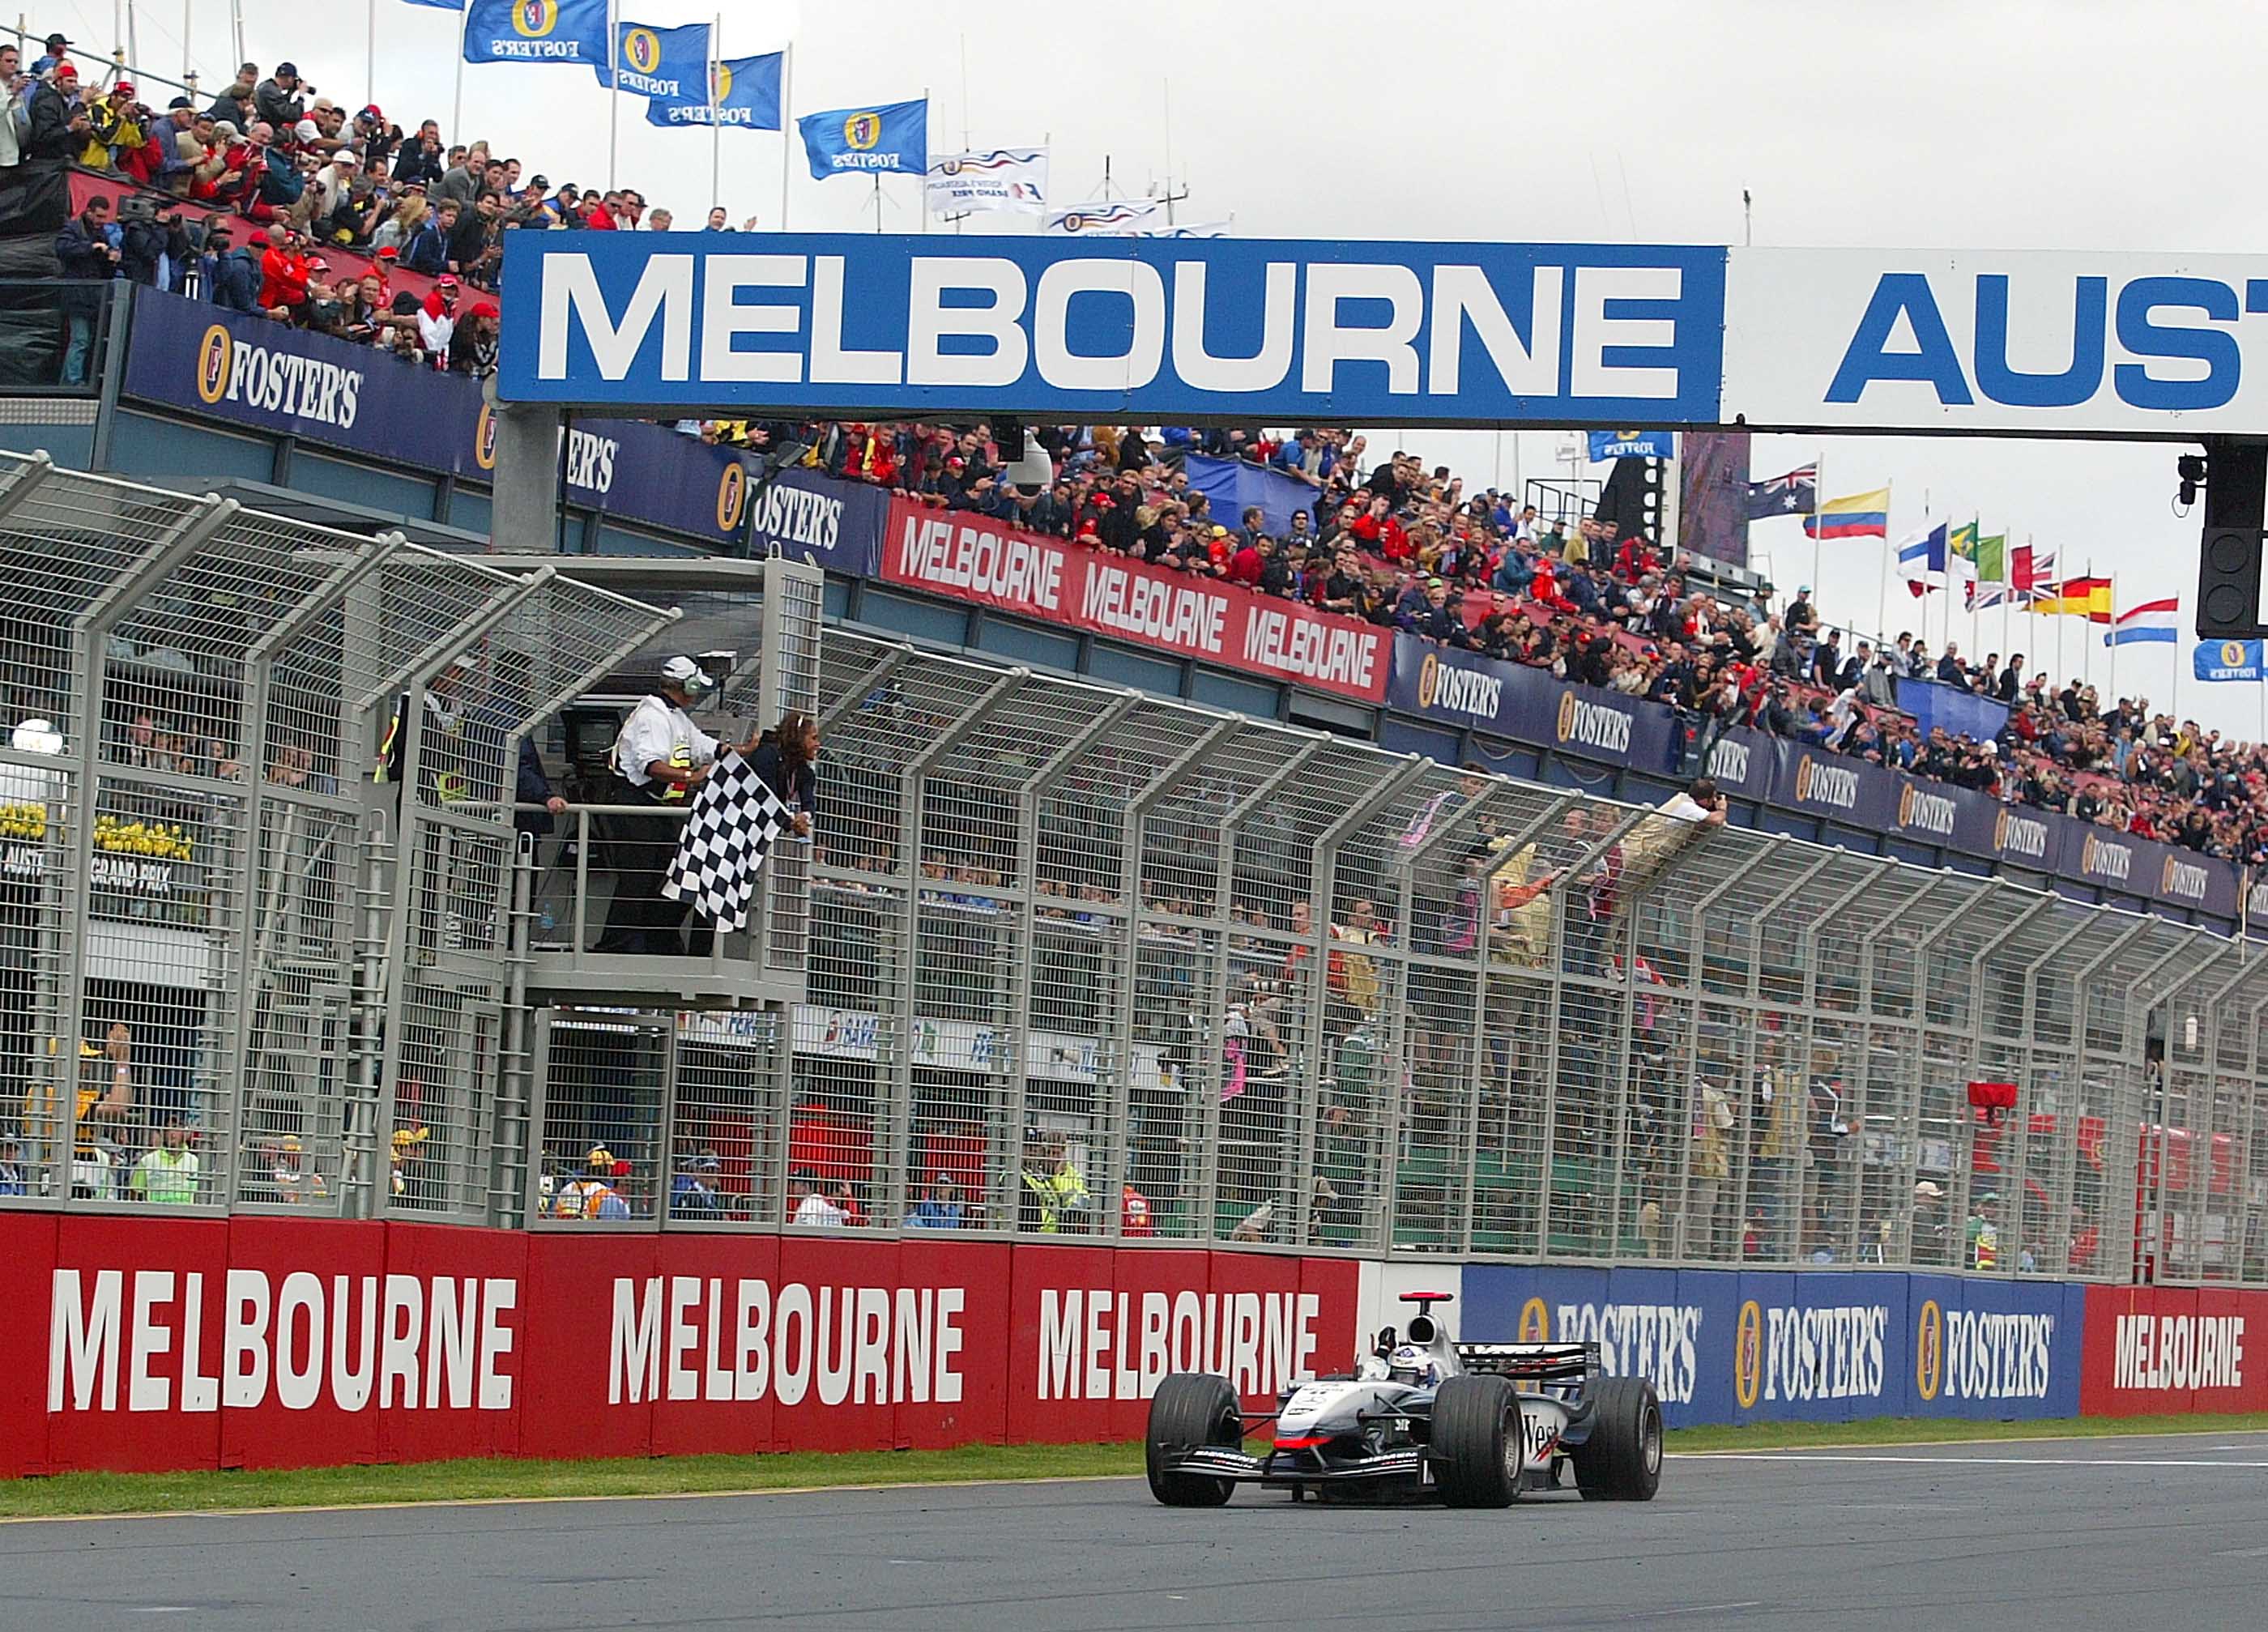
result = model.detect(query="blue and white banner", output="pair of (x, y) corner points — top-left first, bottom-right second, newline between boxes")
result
(1722, 248), (2268, 434)
(1143, 220), (1231, 239)
(1043, 199), (1162, 236)
(2196, 638), (2266, 681)
(593, 19), (709, 100)
(797, 98), (927, 180)
(646, 49), (782, 129)
(1587, 428), (1674, 460)
(925, 148), (1047, 217)
(497, 233), (1729, 424)
(463, 0), (610, 64)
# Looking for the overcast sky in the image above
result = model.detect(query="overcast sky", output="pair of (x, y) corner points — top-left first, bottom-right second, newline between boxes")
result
(100, 0), (2258, 731)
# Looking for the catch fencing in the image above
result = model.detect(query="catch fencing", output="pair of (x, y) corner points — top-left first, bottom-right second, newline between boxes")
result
(735, 629), (2266, 1287)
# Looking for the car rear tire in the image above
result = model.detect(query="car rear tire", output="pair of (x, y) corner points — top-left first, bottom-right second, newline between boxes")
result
(1571, 1375), (1663, 1501)
(1431, 1373), (1521, 1509)
(1145, 1373), (1242, 1507)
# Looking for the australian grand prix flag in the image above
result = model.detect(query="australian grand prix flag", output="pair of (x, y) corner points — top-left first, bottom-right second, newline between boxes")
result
(464, 0), (609, 63)
(660, 750), (792, 932)
(647, 50), (782, 129)
(595, 19), (708, 99)
(798, 98), (927, 179)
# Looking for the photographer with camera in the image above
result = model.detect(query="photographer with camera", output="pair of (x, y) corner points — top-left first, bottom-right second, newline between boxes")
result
(55, 192), (120, 383)
(114, 193), (190, 291)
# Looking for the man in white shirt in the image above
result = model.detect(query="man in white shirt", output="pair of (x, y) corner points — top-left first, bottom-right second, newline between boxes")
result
(789, 1169), (844, 1226)
(595, 654), (758, 954)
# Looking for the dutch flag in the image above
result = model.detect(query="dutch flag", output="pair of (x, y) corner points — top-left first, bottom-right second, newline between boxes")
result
(2104, 597), (2180, 646)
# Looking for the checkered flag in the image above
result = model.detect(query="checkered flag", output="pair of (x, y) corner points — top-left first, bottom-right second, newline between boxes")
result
(659, 750), (794, 931)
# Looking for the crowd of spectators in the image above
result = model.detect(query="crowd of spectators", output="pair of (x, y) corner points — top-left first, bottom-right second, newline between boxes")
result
(711, 416), (2268, 870)
(9, 34), (743, 378)
(11, 31), (2257, 872)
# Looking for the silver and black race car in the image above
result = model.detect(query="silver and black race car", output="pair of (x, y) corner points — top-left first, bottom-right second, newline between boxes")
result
(1145, 1292), (1661, 1509)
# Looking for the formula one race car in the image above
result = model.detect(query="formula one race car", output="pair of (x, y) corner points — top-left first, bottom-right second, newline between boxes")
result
(1145, 1292), (1660, 1508)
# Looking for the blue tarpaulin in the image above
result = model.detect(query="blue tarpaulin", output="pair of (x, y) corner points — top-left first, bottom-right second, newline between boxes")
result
(1184, 454), (1318, 539)
(1899, 677), (2010, 744)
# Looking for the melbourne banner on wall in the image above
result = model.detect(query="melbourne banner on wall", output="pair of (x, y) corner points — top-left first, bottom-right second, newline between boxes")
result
(125, 291), (752, 548)
(880, 498), (1391, 701)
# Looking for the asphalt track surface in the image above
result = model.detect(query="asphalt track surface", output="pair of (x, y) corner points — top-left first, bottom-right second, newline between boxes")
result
(5, 1433), (2268, 1631)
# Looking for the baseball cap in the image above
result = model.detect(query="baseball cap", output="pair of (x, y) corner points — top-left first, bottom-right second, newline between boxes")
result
(660, 654), (715, 694)
(359, 104), (383, 121)
(435, 273), (459, 288)
(373, 244), (399, 261)
(529, 174), (549, 188)
(586, 1145), (615, 1169)
(293, 118), (320, 143)
(43, 32), (68, 47)
(167, 95), (191, 110)
(469, 300), (499, 319)
(112, 81), (134, 97)
(275, 61), (299, 76)
(54, 62), (76, 79)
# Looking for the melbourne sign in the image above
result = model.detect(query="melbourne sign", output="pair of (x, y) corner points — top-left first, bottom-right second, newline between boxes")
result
(498, 234), (1729, 422)
(500, 235), (2268, 436)
(882, 499), (1390, 700)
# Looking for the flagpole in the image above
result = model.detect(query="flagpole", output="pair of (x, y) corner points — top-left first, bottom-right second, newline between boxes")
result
(776, 41), (792, 231)
(364, 0), (375, 115)
(1808, 451), (1823, 624)
(919, 83), (931, 233)
(709, 13), (722, 217)
(873, 174), (883, 232)
(1874, 481), (1891, 652)
(606, 0), (620, 194)
(452, 5), (467, 141)
(2107, 570), (2118, 709)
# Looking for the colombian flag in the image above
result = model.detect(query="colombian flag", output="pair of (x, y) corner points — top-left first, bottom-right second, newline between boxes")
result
(1802, 487), (1890, 539)
(2030, 577), (2113, 622)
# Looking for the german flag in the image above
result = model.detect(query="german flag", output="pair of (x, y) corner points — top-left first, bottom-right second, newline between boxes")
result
(2028, 577), (2112, 622)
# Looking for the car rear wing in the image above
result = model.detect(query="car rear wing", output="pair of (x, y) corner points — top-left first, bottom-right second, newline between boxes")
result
(1453, 1342), (1601, 1385)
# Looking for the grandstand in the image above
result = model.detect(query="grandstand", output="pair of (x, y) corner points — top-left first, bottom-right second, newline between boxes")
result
(2, 27), (2266, 1485)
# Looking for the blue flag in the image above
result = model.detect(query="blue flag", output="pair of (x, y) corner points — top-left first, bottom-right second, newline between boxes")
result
(646, 50), (783, 130)
(2195, 639), (2266, 682)
(593, 19), (709, 100)
(463, 0), (610, 66)
(798, 98), (927, 181)
(1587, 429), (1674, 461)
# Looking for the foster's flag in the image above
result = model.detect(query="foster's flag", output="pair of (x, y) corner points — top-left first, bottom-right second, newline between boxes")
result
(463, 0), (610, 65)
(799, 99), (927, 179)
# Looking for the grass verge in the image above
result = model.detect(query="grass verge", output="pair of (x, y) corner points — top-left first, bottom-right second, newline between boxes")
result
(8, 1413), (2267, 1522)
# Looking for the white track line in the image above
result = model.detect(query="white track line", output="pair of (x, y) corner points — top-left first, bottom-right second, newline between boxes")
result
(1701, 1452), (2268, 1468)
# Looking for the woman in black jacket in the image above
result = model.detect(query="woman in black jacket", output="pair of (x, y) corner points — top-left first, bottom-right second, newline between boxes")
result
(748, 711), (817, 838)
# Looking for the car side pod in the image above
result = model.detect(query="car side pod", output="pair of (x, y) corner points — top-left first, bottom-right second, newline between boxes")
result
(1430, 1373), (1522, 1509)
(1568, 1375), (1663, 1501)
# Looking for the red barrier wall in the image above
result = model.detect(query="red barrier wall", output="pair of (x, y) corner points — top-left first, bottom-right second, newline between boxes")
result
(2, 1217), (1360, 1476)
(2079, 1283), (2266, 1418)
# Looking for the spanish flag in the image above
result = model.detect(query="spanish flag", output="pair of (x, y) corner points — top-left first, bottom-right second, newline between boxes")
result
(2029, 576), (2113, 622)
(1802, 487), (1891, 539)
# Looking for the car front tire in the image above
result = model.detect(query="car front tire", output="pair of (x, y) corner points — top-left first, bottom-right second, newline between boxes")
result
(1431, 1373), (1521, 1509)
(1145, 1373), (1241, 1507)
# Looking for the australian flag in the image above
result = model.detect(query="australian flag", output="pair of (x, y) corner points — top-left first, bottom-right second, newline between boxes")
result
(1746, 464), (1818, 521)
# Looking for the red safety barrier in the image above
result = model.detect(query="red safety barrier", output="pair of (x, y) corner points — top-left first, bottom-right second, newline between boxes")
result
(1, 1215), (1360, 1476)
(2078, 1283), (2267, 1418)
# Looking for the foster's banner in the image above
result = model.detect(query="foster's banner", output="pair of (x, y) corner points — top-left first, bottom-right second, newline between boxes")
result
(126, 292), (751, 547)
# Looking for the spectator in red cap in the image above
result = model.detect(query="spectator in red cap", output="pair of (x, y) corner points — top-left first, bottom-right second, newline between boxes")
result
(416, 275), (459, 367)
(450, 299), (500, 377)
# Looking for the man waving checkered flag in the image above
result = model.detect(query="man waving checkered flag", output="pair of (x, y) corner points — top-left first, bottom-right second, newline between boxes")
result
(660, 748), (793, 931)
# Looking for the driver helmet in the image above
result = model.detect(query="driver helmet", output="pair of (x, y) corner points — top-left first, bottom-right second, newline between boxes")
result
(1387, 1343), (1435, 1386)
